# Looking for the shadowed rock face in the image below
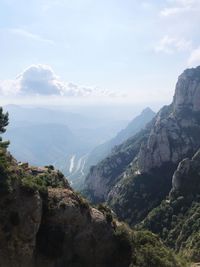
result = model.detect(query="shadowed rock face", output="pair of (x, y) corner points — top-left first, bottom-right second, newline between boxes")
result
(34, 188), (130, 267)
(0, 188), (42, 267)
(0, 178), (131, 267)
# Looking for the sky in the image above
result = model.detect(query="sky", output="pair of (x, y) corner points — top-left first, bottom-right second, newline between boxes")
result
(1, 0), (200, 107)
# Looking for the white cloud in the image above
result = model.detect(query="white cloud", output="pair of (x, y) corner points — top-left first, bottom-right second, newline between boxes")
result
(0, 79), (20, 96)
(188, 47), (200, 67)
(155, 35), (192, 54)
(17, 64), (63, 95)
(160, 0), (200, 17)
(0, 64), (118, 98)
(9, 28), (55, 45)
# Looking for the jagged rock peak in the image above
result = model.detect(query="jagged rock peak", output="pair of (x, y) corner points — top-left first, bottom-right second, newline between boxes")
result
(173, 66), (200, 113)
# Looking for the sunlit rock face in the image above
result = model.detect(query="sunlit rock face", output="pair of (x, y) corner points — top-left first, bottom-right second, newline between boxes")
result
(138, 67), (200, 173)
(173, 66), (200, 113)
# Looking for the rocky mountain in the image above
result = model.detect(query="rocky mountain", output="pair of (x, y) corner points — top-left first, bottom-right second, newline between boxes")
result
(72, 108), (155, 189)
(0, 131), (184, 267)
(84, 66), (200, 228)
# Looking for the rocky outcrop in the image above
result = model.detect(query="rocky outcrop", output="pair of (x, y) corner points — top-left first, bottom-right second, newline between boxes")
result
(0, 149), (184, 267)
(0, 164), (131, 267)
(171, 148), (200, 196)
(34, 188), (129, 267)
(173, 66), (200, 113)
(0, 188), (42, 267)
(137, 105), (200, 173)
(138, 67), (200, 173)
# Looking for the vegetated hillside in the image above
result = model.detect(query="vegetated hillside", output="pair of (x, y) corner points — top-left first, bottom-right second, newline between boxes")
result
(84, 66), (200, 235)
(141, 148), (200, 262)
(72, 107), (155, 189)
(0, 107), (185, 267)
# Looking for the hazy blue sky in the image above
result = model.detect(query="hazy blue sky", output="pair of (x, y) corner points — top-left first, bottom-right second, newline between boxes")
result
(0, 0), (200, 105)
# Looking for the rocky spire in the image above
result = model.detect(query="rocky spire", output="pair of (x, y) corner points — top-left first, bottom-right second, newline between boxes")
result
(138, 66), (200, 173)
(173, 66), (200, 113)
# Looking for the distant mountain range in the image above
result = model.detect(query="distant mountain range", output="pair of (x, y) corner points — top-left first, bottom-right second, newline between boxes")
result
(4, 105), (129, 179)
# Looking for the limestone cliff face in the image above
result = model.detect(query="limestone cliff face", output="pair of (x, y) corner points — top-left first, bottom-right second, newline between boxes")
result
(173, 66), (200, 113)
(138, 67), (200, 173)
(171, 148), (200, 196)
(137, 106), (200, 173)
(84, 66), (200, 225)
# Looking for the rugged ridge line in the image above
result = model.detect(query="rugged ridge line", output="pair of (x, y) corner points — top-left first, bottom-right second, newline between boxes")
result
(84, 66), (200, 226)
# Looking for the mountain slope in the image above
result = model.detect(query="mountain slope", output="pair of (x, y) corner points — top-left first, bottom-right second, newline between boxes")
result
(74, 108), (155, 187)
(84, 66), (200, 226)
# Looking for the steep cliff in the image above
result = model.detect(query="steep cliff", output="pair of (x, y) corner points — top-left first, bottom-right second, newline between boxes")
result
(84, 66), (200, 225)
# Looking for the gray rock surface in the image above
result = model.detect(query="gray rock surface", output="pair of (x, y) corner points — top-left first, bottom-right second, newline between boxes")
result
(173, 66), (200, 113)
(171, 148), (200, 196)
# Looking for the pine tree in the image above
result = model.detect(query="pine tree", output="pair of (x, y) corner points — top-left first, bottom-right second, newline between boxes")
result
(0, 107), (8, 133)
(0, 107), (9, 148)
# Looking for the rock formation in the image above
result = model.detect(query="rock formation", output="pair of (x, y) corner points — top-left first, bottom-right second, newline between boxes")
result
(171, 148), (200, 196)
(84, 66), (200, 226)
(138, 66), (200, 173)
(142, 148), (200, 262)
